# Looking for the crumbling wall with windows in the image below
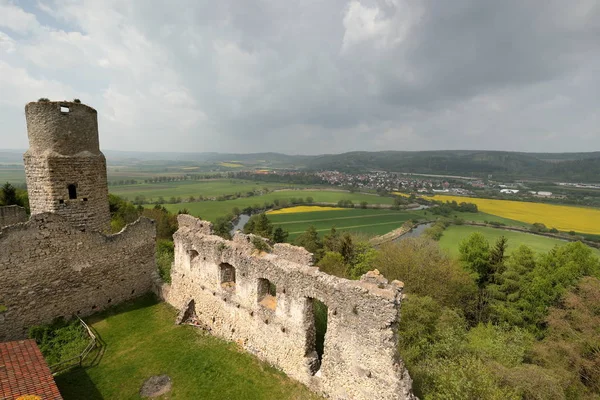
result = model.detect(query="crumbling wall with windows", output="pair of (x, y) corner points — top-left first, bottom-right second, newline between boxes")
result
(166, 214), (415, 400)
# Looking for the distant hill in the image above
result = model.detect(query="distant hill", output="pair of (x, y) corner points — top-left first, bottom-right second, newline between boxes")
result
(1, 149), (598, 182)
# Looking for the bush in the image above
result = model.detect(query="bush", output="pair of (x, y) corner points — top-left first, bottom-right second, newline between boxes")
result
(251, 237), (271, 253)
(29, 318), (89, 366)
(156, 240), (174, 283)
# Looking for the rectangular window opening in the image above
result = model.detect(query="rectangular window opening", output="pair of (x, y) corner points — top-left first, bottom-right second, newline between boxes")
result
(257, 278), (276, 310)
(60, 106), (70, 113)
(68, 184), (77, 199)
(219, 262), (236, 291)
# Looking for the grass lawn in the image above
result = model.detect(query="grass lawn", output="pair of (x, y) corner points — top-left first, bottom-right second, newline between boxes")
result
(55, 295), (321, 400)
(154, 191), (395, 222)
(439, 225), (600, 257)
(268, 208), (425, 240)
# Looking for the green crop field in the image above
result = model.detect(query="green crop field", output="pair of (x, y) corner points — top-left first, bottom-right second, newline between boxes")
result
(0, 168), (26, 184)
(268, 208), (426, 239)
(110, 179), (312, 201)
(152, 191), (395, 222)
(55, 295), (321, 400)
(439, 225), (600, 257)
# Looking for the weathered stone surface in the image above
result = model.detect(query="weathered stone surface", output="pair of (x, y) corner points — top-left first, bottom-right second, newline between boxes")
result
(23, 101), (110, 233)
(0, 205), (27, 228)
(165, 214), (416, 400)
(0, 213), (156, 341)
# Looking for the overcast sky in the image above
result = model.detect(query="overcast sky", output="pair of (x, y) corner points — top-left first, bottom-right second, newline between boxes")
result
(0, 0), (599, 154)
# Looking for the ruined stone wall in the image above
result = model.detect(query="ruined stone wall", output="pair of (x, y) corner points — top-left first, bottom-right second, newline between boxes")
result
(0, 205), (27, 228)
(166, 215), (415, 400)
(0, 213), (156, 341)
(23, 101), (110, 233)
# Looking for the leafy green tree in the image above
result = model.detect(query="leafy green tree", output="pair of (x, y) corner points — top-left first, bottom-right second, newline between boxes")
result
(360, 201), (368, 209)
(317, 252), (347, 277)
(339, 233), (354, 265)
(306, 196), (314, 204)
(459, 233), (491, 287)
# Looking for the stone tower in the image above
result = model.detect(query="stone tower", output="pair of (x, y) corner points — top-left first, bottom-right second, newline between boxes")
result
(23, 100), (111, 232)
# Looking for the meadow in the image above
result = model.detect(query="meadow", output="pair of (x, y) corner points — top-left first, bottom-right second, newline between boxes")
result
(111, 179), (307, 201)
(154, 191), (395, 222)
(439, 225), (600, 257)
(267, 208), (425, 239)
(55, 295), (321, 400)
(430, 194), (600, 234)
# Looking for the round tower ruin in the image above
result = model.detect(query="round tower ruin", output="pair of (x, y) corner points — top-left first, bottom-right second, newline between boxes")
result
(23, 100), (111, 232)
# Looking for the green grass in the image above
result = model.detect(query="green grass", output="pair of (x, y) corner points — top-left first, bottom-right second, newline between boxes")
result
(439, 225), (600, 257)
(152, 191), (395, 222)
(110, 179), (313, 201)
(269, 208), (425, 239)
(55, 295), (321, 400)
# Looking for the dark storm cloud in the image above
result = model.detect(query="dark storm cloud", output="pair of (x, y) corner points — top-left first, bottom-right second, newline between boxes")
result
(0, 0), (599, 153)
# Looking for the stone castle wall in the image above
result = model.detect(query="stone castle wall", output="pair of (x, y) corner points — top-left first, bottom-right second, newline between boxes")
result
(23, 101), (110, 233)
(0, 213), (156, 341)
(166, 214), (415, 400)
(0, 205), (27, 228)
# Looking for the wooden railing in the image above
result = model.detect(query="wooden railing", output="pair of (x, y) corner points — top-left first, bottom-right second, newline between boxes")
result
(49, 317), (97, 375)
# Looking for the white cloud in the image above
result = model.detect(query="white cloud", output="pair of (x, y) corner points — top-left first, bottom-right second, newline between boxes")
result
(0, 0), (40, 33)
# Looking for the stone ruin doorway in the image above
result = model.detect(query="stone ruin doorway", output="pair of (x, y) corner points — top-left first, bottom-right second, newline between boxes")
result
(305, 297), (329, 376)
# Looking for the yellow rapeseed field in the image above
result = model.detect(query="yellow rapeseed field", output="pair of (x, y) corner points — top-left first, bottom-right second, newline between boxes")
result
(392, 192), (411, 197)
(267, 206), (344, 215)
(430, 195), (600, 235)
(219, 162), (244, 168)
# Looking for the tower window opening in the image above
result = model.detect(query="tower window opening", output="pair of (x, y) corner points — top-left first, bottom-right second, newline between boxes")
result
(60, 106), (69, 113)
(68, 184), (77, 199)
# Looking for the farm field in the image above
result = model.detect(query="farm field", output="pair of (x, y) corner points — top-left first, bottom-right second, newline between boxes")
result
(430, 194), (600, 235)
(0, 168), (26, 184)
(110, 179), (310, 201)
(268, 208), (425, 239)
(439, 225), (600, 257)
(155, 191), (395, 222)
(55, 295), (320, 399)
(267, 205), (349, 214)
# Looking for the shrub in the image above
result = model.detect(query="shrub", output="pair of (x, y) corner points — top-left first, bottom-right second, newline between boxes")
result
(156, 240), (174, 283)
(251, 237), (271, 253)
(29, 318), (89, 366)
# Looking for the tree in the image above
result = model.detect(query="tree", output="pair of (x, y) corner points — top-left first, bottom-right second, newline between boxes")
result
(339, 233), (354, 265)
(213, 216), (233, 240)
(317, 252), (347, 277)
(272, 227), (289, 243)
(1, 182), (18, 206)
(323, 227), (341, 253)
(360, 201), (368, 209)
(489, 236), (508, 279)
(459, 233), (491, 287)
(306, 196), (314, 204)
(294, 225), (322, 256)
(244, 213), (273, 238)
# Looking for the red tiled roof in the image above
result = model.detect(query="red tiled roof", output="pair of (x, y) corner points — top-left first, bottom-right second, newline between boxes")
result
(0, 339), (62, 400)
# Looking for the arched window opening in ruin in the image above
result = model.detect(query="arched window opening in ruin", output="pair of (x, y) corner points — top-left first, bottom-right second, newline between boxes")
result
(219, 263), (236, 291)
(257, 278), (276, 310)
(187, 249), (199, 261)
(305, 298), (329, 375)
(68, 184), (77, 199)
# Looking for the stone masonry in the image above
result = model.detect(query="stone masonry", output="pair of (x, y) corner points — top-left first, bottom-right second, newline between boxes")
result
(166, 214), (416, 400)
(0, 205), (27, 228)
(0, 213), (156, 341)
(24, 101), (111, 233)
